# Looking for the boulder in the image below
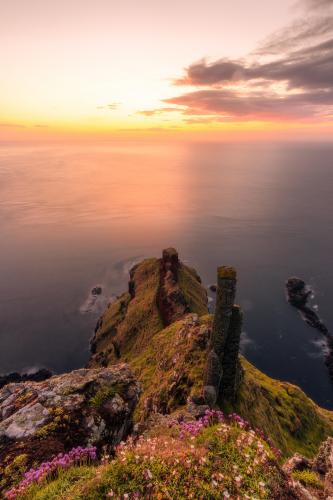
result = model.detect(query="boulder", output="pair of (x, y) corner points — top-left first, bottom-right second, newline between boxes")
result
(313, 437), (333, 475)
(0, 365), (139, 491)
(282, 453), (312, 475)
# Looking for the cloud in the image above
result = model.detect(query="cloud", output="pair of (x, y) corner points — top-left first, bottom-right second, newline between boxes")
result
(165, 0), (333, 122)
(136, 107), (181, 116)
(176, 39), (333, 91)
(166, 88), (333, 120)
(175, 60), (245, 86)
(97, 102), (120, 110)
(303, 0), (333, 9)
(0, 123), (26, 128)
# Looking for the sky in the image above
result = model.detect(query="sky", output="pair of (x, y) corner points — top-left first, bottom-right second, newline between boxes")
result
(1, 0), (333, 140)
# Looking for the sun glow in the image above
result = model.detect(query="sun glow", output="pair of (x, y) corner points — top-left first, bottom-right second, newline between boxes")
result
(1, 0), (333, 141)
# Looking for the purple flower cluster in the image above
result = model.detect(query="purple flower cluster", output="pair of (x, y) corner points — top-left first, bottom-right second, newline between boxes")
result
(180, 409), (225, 438)
(228, 413), (249, 429)
(179, 409), (282, 457)
(5, 446), (97, 499)
(255, 427), (282, 457)
(228, 414), (281, 457)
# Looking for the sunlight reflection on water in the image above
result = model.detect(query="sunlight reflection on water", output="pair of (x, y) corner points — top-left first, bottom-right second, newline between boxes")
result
(1, 140), (333, 407)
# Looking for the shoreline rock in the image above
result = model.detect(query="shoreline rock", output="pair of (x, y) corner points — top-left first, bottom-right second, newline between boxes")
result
(286, 277), (328, 334)
(286, 276), (333, 383)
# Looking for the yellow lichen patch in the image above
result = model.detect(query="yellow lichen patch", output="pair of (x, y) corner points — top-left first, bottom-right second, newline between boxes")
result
(217, 266), (237, 280)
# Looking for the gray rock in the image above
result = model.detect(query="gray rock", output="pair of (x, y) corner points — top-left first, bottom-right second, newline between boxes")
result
(0, 364), (140, 493)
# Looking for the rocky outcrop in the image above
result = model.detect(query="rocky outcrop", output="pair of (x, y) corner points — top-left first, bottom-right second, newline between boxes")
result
(283, 453), (313, 475)
(89, 249), (208, 367)
(87, 251), (333, 459)
(286, 277), (333, 383)
(0, 369), (52, 390)
(282, 438), (333, 498)
(286, 277), (328, 334)
(313, 437), (333, 475)
(204, 266), (243, 405)
(0, 365), (139, 491)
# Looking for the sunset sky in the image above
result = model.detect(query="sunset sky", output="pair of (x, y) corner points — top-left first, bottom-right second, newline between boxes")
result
(1, 0), (333, 140)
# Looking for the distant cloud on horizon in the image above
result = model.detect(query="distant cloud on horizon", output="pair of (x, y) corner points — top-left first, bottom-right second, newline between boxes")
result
(141, 0), (333, 123)
(136, 107), (181, 116)
(0, 123), (26, 128)
(97, 102), (120, 111)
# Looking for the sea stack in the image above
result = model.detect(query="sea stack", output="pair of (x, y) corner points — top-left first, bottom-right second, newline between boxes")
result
(204, 266), (242, 405)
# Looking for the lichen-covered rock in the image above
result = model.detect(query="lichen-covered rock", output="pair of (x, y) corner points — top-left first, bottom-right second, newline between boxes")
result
(0, 365), (139, 492)
(283, 453), (313, 475)
(313, 437), (333, 475)
(282, 440), (333, 498)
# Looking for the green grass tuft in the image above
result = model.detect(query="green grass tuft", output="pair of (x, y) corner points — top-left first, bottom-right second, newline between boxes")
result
(292, 469), (323, 489)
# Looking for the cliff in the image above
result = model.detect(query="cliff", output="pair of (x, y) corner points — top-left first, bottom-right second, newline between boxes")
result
(2, 248), (333, 499)
(89, 248), (208, 367)
(88, 249), (333, 459)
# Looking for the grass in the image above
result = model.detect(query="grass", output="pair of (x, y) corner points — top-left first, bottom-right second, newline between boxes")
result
(89, 256), (208, 376)
(89, 383), (126, 409)
(19, 421), (286, 499)
(234, 357), (333, 458)
(22, 466), (96, 500)
(292, 470), (323, 489)
(129, 315), (210, 420)
(89, 258), (164, 367)
(177, 264), (208, 317)
(90, 255), (333, 460)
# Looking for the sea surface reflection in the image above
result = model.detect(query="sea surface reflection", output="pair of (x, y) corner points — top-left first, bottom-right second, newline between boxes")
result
(1, 140), (333, 407)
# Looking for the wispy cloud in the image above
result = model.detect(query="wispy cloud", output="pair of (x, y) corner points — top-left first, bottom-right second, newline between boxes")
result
(158, 0), (333, 123)
(97, 102), (120, 110)
(0, 123), (26, 128)
(136, 107), (181, 116)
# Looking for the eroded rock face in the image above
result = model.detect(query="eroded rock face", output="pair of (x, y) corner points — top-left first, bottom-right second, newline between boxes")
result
(0, 365), (139, 490)
(158, 247), (189, 325)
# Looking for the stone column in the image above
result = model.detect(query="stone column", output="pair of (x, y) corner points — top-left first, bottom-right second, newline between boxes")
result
(211, 266), (237, 356)
(203, 266), (242, 406)
(220, 305), (243, 402)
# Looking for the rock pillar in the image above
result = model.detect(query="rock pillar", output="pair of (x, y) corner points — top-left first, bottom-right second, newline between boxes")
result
(204, 266), (242, 405)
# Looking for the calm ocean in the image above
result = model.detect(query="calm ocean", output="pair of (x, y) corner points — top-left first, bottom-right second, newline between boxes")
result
(1, 140), (333, 407)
